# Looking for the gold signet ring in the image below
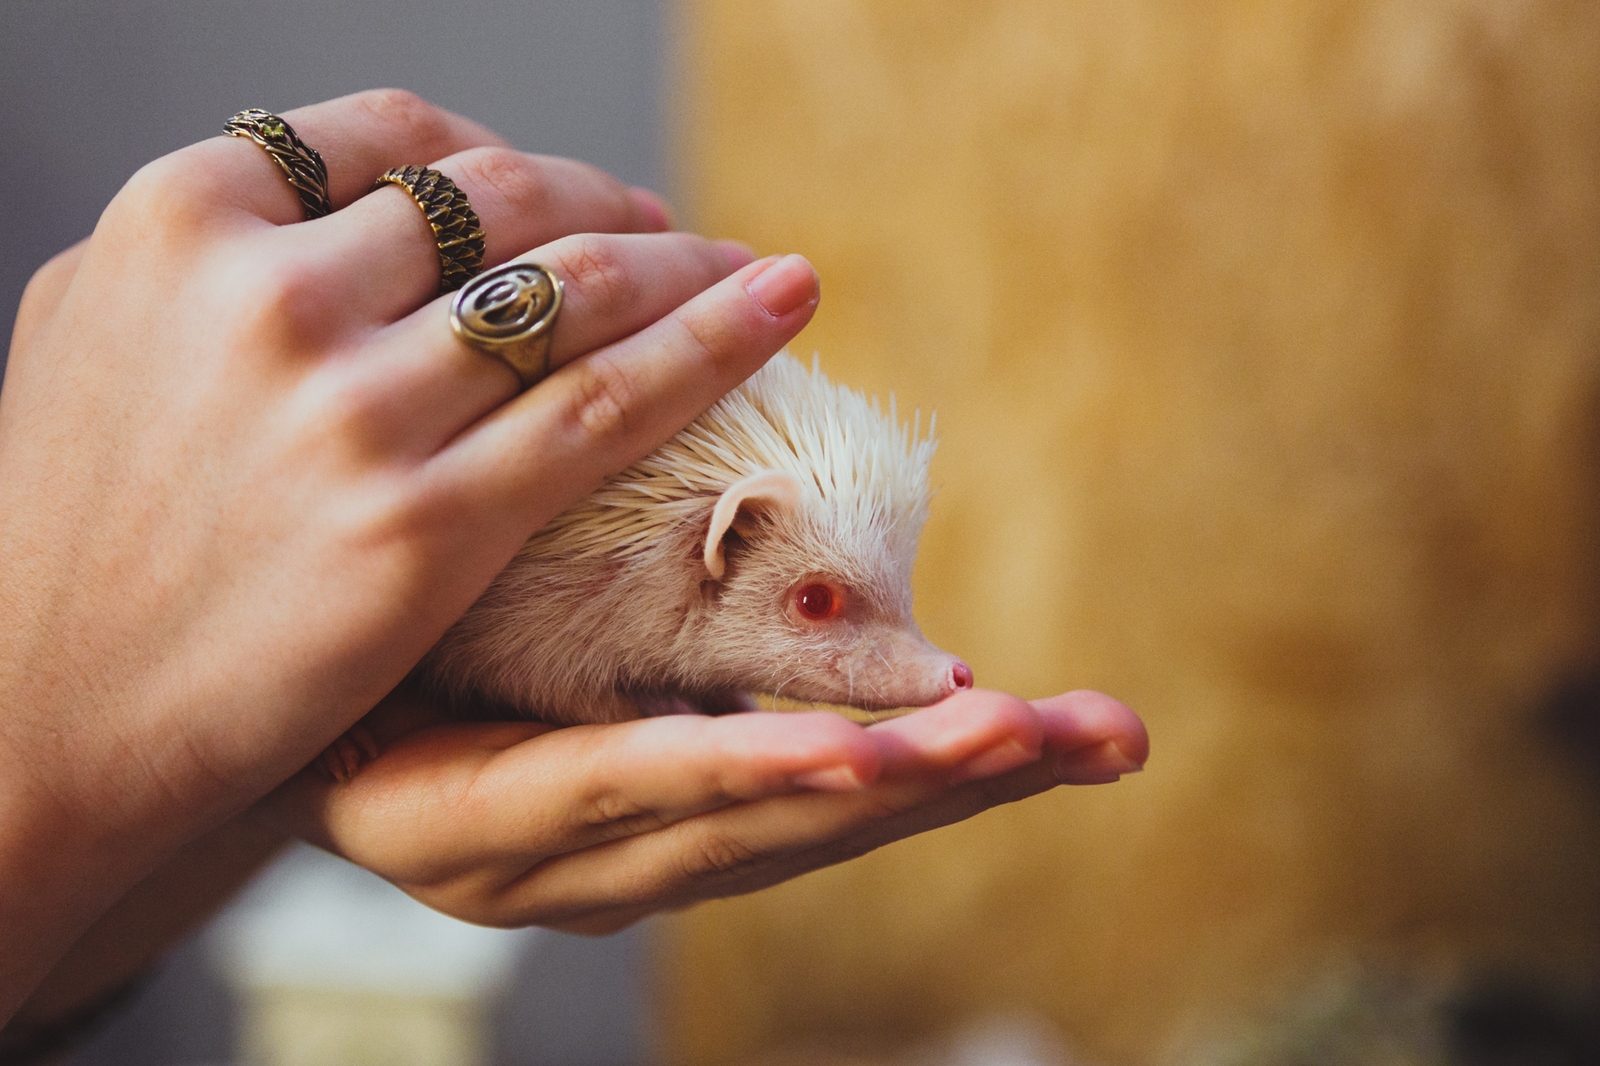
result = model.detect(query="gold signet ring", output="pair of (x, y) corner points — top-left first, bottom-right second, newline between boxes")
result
(449, 261), (565, 390)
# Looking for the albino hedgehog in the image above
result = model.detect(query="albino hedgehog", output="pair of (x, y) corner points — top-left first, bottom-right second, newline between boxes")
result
(418, 352), (973, 726)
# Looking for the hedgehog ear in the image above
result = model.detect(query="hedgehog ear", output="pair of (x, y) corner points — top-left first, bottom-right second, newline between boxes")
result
(703, 471), (804, 580)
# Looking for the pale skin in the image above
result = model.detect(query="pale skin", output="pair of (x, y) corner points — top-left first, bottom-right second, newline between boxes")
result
(0, 89), (1148, 1038)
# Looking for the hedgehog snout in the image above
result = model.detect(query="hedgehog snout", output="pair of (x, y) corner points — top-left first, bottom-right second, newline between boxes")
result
(892, 646), (972, 707)
(924, 651), (974, 701)
(835, 629), (974, 709)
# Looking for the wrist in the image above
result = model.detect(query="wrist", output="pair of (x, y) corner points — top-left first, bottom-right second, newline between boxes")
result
(0, 741), (188, 1028)
(7, 814), (286, 1038)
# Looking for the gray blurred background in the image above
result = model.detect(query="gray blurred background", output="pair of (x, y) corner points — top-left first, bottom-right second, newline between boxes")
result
(1, 2), (666, 1063)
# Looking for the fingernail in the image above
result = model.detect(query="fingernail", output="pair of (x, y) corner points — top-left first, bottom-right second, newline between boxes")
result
(746, 254), (818, 317)
(792, 764), (866, 791)
(948, 738), (1037, 785)
(716, 239), (758, 271)
(1054, 740), (1144, 785)
(629, 186), (674, 230)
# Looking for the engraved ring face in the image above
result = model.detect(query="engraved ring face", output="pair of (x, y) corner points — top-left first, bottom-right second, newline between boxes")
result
(449, 261), (564, 389)
(456, 264), (557, 339)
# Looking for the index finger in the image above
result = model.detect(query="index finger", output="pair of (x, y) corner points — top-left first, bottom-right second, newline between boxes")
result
(424, 253), (822, 533)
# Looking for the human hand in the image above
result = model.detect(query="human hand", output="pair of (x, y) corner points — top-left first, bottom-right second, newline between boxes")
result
(0, 89), (816, 1015)
(259, 688), (1146, 934)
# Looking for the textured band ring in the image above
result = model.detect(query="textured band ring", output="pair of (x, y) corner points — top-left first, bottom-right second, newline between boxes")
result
(373, 165), (486, 293)
(223, 108), (332, 221)
(450, 261), (564, 389)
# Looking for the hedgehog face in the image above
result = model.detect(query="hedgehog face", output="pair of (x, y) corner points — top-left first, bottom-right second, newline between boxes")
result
(686, 488), (971, 711)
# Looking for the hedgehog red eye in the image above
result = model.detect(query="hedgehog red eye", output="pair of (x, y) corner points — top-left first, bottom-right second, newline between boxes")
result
(795, 582), (842, 621)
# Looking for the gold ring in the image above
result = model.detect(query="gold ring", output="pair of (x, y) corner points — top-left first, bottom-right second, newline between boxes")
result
(223, 109), (331, 221)
(450, 261), (564, 389)
(373, 165), (486, 293)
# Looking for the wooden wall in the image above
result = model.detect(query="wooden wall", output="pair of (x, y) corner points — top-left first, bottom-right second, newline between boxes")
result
(657, 1), (1600, 1062)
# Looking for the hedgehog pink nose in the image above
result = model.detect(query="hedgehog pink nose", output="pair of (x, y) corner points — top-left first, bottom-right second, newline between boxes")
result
(948, 660), (974, 692)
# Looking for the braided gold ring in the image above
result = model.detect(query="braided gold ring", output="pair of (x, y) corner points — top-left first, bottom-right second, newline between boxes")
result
(373, 165), (486, 293)
(223, 109), (331, 221)
(450, 261), (564, 389)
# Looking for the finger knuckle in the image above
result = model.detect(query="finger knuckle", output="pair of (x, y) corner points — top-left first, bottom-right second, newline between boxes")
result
(104, 154), (214, 237)
(586, 789), (660, 830)
(557, 235), (639, 314)
(301, 373), (390, 456)
(15, 247), (79, 324)
(684, 830), (764, 877)
(353, 88), (449, 146)
(670, 308), (733, 374)
(456, 145), (551, 215)
(233, 253), (341, 349)
(563, 353), (641, 439)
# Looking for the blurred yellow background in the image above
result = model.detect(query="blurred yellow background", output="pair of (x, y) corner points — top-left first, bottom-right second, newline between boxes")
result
(657, 0), (1600, 1062)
